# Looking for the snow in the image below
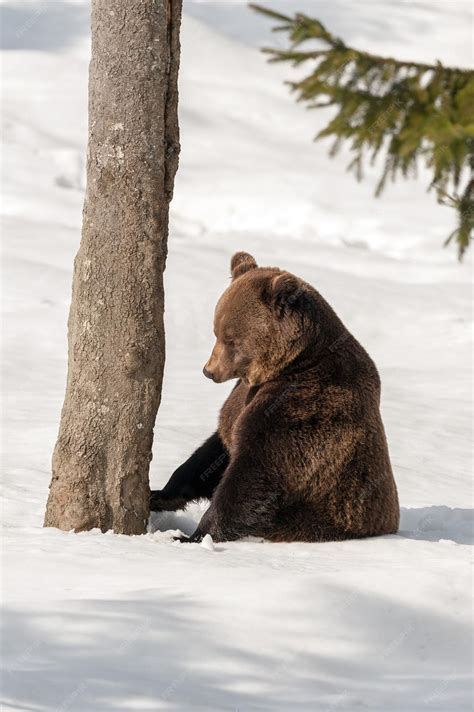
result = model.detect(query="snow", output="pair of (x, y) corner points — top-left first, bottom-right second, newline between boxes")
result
(1, 1), (472, 711)
(200, 534), (215, 551)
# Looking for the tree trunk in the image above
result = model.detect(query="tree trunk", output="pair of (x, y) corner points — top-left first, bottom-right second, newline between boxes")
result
(44, 0), (182, 534)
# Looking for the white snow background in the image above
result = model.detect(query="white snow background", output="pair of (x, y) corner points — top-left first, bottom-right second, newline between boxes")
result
(1, 1), (473, 710)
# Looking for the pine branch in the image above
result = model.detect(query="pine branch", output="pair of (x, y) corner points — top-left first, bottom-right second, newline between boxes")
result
(251, 4), (471, 75)
(251, 3), (474, 258)
(248, 4), (291, 22)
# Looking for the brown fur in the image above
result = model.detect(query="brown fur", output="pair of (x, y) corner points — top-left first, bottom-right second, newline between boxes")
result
(155, 251), (399, 543)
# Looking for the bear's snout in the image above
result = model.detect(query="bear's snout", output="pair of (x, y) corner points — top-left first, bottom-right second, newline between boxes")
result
(203, 340), (229, 383)
(203, 365), (215, 381)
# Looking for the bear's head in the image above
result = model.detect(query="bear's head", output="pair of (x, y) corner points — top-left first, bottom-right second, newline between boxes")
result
(203, 252), (317, 386)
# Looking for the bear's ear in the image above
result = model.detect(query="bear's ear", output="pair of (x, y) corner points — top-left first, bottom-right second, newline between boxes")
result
(230, 252), (257, 280)
(270, 272), (302, 319)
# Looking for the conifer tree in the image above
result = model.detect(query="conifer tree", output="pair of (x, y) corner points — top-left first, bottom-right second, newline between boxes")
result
(251, 4), (473, 258)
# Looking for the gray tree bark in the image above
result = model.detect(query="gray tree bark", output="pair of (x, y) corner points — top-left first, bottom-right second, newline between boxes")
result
(44, 0), (182, 534)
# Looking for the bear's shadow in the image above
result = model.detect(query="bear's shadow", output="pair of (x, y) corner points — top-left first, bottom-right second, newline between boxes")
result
(150, 505), (473, 546)
(149, 502), (205, 538)
(397, 505), (473, 545)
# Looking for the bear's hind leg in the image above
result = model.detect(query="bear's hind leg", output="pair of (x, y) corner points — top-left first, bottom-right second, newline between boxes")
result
(178, 454), (279, 542)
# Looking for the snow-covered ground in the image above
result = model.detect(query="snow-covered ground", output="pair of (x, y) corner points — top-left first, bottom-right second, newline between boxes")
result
(1, 1), (473, 710)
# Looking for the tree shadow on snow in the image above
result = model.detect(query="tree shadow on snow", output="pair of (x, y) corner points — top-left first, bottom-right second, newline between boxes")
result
(1, 582), (471, 712)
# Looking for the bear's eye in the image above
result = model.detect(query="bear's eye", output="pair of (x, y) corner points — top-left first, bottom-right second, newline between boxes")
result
(225, 338), (234, 348)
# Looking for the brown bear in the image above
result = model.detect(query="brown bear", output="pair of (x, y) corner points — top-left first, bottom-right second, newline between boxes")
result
(150, 252), (399, 543)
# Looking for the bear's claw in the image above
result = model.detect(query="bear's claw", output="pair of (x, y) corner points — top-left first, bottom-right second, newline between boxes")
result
(173, 529), (204, 544)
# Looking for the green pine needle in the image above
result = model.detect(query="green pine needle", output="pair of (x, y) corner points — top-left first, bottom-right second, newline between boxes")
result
(251, 4), (473, 259)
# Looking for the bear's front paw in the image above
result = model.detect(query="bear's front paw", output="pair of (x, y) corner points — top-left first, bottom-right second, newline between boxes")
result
(150, 490), (188, 512)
